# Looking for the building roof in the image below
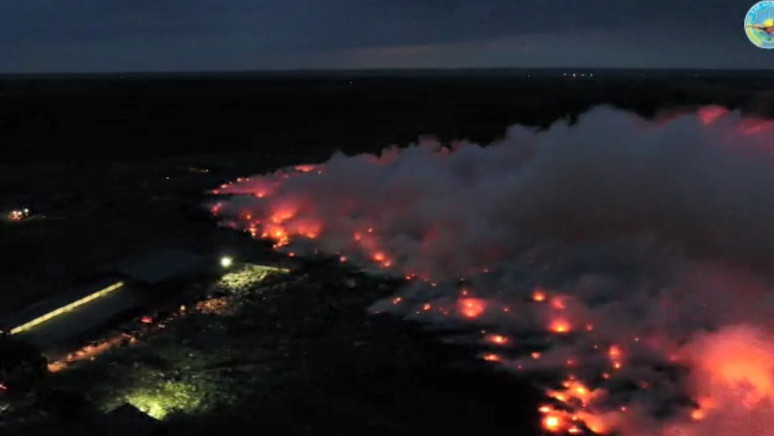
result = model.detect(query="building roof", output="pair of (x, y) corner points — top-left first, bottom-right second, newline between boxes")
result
(115, 249), (205, 285)
(10, 281), (145, 352)
(1, 277), (123, 332)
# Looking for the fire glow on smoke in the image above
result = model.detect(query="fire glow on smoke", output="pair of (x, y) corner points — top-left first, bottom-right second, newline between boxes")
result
(211, 106), (774, 435)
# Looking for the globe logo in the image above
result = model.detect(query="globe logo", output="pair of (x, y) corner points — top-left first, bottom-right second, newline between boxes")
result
(745, 1), (774, 49)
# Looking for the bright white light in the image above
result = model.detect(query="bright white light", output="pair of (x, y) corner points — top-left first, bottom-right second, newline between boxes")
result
(220, 256), (234, 268)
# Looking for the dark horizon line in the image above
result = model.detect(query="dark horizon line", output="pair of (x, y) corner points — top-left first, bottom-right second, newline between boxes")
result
(1, 66), (773, 79)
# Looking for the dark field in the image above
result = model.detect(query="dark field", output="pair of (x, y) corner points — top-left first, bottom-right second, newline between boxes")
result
(3, 69), (774, 163)
(2, 70), (774, 435)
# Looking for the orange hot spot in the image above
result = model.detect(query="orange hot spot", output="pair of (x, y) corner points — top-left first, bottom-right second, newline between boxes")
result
(561, 380), (594, 406)
(568, 427), (583, 435)
(543, 415), (563, 433)
(486, 334), (509, 345)
(262, 225), (289, 245)
(532, 290), (547, 302)
(551, 297), (566, 310)
(609, 345), (622, 359)
(270, 208), (296, 224)
(538, 405), (553, 414)
(531, 352), (542, 360)
(691, 409), (705, 421)
(483, 354), (501, 362)
(549, 319), (572, 334)
(373, 251), (386, 263)
(423, 303), (432, 311)
(458, 298), (487, 319)
(392, 297), (402, 305)
(295, 164), (316, 173)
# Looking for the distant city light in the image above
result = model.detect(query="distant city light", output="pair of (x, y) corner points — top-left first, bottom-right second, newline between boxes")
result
(220, 256), (234, 268)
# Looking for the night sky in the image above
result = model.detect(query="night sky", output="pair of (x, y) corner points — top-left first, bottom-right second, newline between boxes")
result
(0, 0), (771, 73)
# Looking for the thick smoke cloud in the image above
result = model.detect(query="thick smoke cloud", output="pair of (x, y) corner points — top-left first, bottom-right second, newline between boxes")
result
(213, 106), (774, 435)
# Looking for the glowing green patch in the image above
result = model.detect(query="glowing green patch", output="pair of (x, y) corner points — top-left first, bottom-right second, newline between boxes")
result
(124, 380), (204, 420)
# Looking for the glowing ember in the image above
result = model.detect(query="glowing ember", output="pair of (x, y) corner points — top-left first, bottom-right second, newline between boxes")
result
(458, 298), (487, 319)
(543, 415), (563, 433)
(549, 319), (572, 334)
(485, 334), (510, 345)
(482, 353), (502, 362)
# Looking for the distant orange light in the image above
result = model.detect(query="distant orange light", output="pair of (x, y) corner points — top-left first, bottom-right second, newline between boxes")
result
(140, 316), (153, 324)
(295, 164), (316, 173)
(533, 290), (547, 302)
(483, 354), (501, 362)
(458, 298), (487, 319)
(551, 297), (566, 310)
(543, 415), (563, 433)
(486, 334), (509, 345)
(549, 319), (572, 334)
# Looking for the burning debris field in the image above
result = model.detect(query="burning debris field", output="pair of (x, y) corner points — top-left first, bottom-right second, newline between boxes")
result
(210, 105), (774, 436)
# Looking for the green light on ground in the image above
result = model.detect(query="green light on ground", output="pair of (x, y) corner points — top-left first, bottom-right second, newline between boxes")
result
(124, 380), (204, 420)
(127, 395), (167, 420)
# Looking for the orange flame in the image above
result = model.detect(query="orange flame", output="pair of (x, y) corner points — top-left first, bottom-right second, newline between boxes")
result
(458, 298), (487, 319)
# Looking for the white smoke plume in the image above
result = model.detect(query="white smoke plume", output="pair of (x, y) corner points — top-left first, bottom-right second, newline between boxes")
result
(211, 106), (774, 435)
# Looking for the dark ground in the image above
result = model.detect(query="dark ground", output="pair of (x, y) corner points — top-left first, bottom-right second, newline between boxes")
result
(2, 70), (774, 435)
